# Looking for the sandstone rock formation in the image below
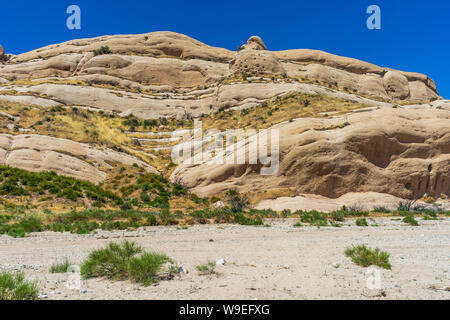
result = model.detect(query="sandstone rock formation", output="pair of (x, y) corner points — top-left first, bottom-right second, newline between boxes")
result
(230, 36), (285, 76)
(383, 71), (410, 100)
(0, 32), (440, 121)
(0, 134), (157, 183)
(0, 32), (447, 205)
(172, 105), (450, 200)
(0, 45), (6, 63)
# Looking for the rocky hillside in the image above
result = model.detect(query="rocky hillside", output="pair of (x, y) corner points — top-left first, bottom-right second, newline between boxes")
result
(0, 32), (448, 208)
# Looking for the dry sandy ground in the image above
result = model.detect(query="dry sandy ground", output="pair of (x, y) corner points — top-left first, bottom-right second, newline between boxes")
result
(0, 217), (449, 300)
(256, 192), (450, 213)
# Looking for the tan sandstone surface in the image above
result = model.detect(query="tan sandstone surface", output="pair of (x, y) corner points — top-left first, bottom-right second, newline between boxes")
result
(0, 134), (156, 183)
(1, 32), (448, 204)
(172, 105), (450, 201)
(0, 32), (440, 120)
(0, 31), (448, 301)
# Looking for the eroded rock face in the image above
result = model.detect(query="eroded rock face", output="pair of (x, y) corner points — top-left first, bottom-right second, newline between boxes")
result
(172, 106), (450, 200)
(230, 50), (285, 76)
(245, 36), (267, 50)
(383, 71), (410, 100)
(0, 32), (440, 117)
(229, 36), (285, 76)
(0, 45), (6, 63)
(0, 134), (157, 183)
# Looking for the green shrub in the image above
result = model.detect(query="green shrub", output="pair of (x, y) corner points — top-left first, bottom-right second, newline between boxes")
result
(402, 215), (419, 226)
(248, 208), (278, 217)
(233, 213), (263, 226)
(0, 166), (120, 205)
(226, 190), (247, 213)
(93, 46), (112, 56)
(339, 206), (369, 217)
(80, 241), (174, 286)
(298, 210), (328, 226)
(145, 214), (157, 226)
(159, 209), (177, 225)
(81, 241), (143, 280)
(128, 252), (172, 286)
(0, 272), (39, 300)
(373, 206), (391, 213)
(7, 227), (26, 238)
(195, 261), (217, 275)
(356, 218), (368, 227)
(0, 216), (43, 238)
(280, 209), (291, 218)
(330, 210), (345, 222)
(50, 259), (72, 273)
(72, 221), (99, 234)
(293, 222), (303, 228)
(331, 221), (342, 227)
(398, 201), (413, 212)
(140, 192), (150, 203)
(345, 245), (391, 270)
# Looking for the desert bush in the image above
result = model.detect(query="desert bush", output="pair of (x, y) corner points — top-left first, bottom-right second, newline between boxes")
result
(50, 259), (72, 273)
(159, 209), (178, 225)
(145, 214), (158, 226)
(233, 212), (263, 226)
(93, 46), (112, 56)
(373, 206), (391, 213)
(330, 210), (345, 222)
(128, 252), (173, 286)
(398, 201), (414, 212)
(81, 241), (143, 280)
(140, 192), (150, 203)
(213, 208), (235, 224)
(422, 214), (438, 221)
(281, 209), (291, 218)
(80, 241), (174, 286)
(0, 216), (43, 238)
(356, 218), (368, 227)
(225, 190), (247, 213)
(0, 272), (39, 300)
(297, 210), (328, 226)
(402, 215), (419, 226)
(345, 245), (391, 270)
(143, 119), (158, 128)
(0, 166), (120, 204)
(340, 206), (369, 217)
(195, 261), (217, 275)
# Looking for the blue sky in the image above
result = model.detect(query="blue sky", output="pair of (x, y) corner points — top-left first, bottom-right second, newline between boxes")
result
(1, 0), (448, 97)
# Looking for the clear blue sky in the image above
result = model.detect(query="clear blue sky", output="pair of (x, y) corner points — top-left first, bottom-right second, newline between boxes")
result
(1, 0), (448, 97)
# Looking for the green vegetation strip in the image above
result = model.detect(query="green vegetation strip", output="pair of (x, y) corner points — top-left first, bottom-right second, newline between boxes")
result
(0, 272), (39, 300)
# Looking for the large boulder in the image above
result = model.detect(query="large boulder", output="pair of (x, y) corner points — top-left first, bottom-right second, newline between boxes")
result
(245, 36), (267, 50)
(230, 36), (285, 76)
(383, 71), (410, 100)
(0, 45), (5, 63)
